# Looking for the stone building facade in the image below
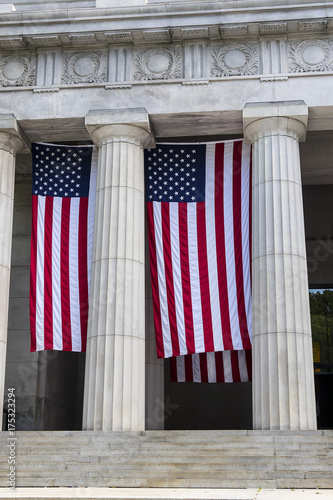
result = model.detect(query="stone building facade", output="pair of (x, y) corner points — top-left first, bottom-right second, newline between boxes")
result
(1, 0), (333, 434)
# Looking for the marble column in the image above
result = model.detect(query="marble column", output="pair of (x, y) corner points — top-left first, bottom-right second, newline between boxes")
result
(83, 109), (155, 431)
(0, 115), (24, 430)
(243, 101), (317, 430)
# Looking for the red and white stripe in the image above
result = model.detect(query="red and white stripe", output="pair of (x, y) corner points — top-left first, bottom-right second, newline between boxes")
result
(170, 350), (252, 383)
(30, 150), (97, 352)
(147, 140), (252, 358)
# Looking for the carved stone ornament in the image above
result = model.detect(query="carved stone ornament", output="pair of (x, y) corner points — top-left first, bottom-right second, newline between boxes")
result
(289, 40), (333, 73)
(211, 43), (259, 77)
(134, 47), (182, 81)
(0, 54), (36, 87)
(62, 52), (107, 84)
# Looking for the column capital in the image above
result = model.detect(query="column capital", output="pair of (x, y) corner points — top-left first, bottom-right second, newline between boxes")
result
(85, 108), (155, 149)
(0, 114), (25, 155)
(243, 101), (308, 144)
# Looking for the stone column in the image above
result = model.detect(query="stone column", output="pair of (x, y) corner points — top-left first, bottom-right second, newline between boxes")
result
(0, 115), (24, 430)
(83, 109), (155, 431)
(243, 101), (317, 431)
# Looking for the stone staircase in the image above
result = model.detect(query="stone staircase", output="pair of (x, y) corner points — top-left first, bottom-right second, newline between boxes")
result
(0, 430), (332, 489)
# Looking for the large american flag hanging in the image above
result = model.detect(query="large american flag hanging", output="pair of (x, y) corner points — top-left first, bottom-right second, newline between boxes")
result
(145, 140), (252, 359)
(30, 143), (97, 352)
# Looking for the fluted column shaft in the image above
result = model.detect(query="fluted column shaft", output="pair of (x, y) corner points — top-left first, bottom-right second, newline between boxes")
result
(83, 109), (154, 431)
(243, 102), (317, 430)
(0, 117), (24, 430)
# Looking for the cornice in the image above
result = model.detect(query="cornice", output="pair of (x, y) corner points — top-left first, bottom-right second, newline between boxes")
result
(0, 2), (332, 44)
(0, 21), (332, 50)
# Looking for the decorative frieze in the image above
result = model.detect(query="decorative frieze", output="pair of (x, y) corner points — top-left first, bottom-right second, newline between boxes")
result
(184, 43), (209, 80)
(108, 47), (133, 83)
(211, 43), (259, 77)
(134, 47), (182, 81)
(289, 39), (333, 73)
(36, 50), (62, 87)
(260, 37), (288, 74)
(0, 54), (36, 87)
(62, 51), (107, 84)
(3, 34), (333, 90)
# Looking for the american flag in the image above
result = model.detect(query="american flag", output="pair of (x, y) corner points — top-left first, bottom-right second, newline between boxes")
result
(145, 141), (252, 359)
(170, 350), (252, 383)
(30, 143), (97, 352)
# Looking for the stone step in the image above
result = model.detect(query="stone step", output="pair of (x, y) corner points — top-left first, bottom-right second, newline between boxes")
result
(4, 453), (331, 464)
(4, 438), (333, 448)
(5, 461), (333, 474)
(0, 487), (261, 500)
(7, 477), (333, 490)
(7, 469), (318, 481)
(0, 487), (330, 500)
(3, 430), (331, 441)
(1, 431), (332, 489)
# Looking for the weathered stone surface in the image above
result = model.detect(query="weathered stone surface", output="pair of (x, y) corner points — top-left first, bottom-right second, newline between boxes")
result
(243, 101), (316, 431)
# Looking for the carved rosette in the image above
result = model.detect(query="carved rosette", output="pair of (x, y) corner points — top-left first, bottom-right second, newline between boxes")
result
(289, 39), (333, 73)
(0, 55), (36, 87)
(134, 47), (182, 81)
(62, 52), (107, 84)
(211, 43), (259, 77)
